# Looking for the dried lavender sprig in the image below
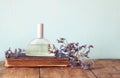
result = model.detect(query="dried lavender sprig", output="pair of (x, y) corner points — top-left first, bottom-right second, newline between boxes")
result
(5, 48), (24, 58)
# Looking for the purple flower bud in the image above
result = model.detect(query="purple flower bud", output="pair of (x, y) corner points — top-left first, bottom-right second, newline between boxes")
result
(14, 49), (17, 53)
(88, 45), (94, 48)
(60, 45), (64, 49)
(18, 48), (22, 53)
(60, 38), (65, 40)
(63, 48), (67, 52)
(74, 48), (78, 52)
(8, 47), (11, 51)
(85, 50), (90, 56)
(14, 49), (18, 58)
(5, 51), (9, 58)
(57, 39), (63, 43)
(82, 44), (87, 48)
(75, 42), (79, 46)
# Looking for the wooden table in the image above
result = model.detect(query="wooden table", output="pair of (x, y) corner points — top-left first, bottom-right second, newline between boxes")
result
(0, 59), (120, 78)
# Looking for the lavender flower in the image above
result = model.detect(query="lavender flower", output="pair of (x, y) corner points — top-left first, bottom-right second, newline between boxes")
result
(57, 38), (66, 43)
(53, 37), (94, 69)
(5, 48), (23, 58)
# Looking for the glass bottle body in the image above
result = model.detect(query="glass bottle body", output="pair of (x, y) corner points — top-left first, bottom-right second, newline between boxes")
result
(25, 38), (54, 56)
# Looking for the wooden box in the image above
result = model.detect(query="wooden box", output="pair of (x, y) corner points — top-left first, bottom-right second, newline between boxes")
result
(5, 53), (69, 67)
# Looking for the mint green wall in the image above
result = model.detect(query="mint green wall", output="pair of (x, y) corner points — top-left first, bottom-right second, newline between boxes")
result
(0, 0), (120, 60)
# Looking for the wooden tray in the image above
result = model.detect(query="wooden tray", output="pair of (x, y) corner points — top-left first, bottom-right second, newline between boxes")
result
(5, 53), (69, 67)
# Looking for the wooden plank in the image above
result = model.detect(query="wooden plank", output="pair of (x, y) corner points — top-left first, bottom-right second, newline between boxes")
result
(83, 70), (96, 78)
(1, 68), (39, 78)
(40, 67), (89, 78)
(0, 66), (39, 78)
(64, 68), (89, 78)
(112, 74), (120, 78)
(92, 59), (120, 78)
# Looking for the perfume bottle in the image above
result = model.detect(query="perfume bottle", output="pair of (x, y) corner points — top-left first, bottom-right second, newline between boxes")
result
(25, 23), (54, 56)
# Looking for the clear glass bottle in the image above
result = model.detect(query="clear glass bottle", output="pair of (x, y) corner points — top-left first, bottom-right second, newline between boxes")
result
(25, 23), (54, 56)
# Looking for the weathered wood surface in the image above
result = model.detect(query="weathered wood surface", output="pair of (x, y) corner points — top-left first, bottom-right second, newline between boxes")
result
(1, 59), (120, 78)
(5, 57), (69, 67)
(91, 59), (120, 78)
(40, 68), (88, 78)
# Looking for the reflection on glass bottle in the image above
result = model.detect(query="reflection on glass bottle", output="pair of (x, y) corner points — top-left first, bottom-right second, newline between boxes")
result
(25, 23), (54, 56)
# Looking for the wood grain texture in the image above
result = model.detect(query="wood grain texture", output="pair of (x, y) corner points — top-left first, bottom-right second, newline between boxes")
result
(91, 59), (120, 78)
(40, 67), (88, 78)
(83, 70), (96, 78)
(5, 57), (69, 67)
(0, 63), (39, 78)
(1, 59), (120, 78)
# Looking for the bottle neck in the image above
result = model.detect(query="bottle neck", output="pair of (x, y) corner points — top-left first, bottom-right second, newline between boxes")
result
(37, 23), (44, 39)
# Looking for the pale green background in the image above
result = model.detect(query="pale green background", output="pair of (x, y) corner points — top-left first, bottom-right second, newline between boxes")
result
(0, 0), (120, 61)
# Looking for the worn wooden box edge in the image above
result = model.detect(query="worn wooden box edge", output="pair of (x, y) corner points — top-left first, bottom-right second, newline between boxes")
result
(5, 55), (69, 67)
